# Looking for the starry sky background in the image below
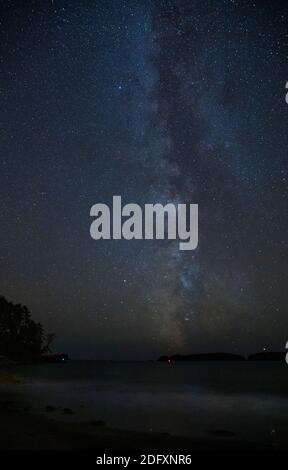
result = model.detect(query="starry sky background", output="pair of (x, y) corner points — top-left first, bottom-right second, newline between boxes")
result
(0, 0), (287, 359)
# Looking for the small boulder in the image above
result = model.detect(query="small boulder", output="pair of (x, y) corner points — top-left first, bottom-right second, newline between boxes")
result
(208, 429), (235, 438)
(45, 405), (56, 413)
(89, 419), (106, 427)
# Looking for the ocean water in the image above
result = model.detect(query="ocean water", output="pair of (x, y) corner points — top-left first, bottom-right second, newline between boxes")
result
(7, 361), (288, 446)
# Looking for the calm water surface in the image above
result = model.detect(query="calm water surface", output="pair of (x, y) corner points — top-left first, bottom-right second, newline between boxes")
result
(6, 361), (288, 446)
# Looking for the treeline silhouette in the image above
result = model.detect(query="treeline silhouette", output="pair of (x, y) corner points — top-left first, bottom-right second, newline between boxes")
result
(0, 296), (54, 361)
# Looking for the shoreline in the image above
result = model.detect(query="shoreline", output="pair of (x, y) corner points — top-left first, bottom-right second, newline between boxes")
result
(0, 388), (270, 451)
(0, 404), (268, 451)
(0, 366), (283, 451)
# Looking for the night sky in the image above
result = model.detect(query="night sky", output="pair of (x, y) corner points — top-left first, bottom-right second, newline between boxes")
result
(1, 0), (287, 359)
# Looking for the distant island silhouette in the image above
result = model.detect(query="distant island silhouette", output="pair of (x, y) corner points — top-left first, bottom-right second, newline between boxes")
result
(157, 352), (286, 362)
(248, 352), (286, 361)
(158, 353), (245, 362)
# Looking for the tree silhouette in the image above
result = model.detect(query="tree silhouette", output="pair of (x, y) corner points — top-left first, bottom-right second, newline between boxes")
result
(0, 296), (54, 360)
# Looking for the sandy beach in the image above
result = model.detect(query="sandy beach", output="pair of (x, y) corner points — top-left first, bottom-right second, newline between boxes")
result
(0, 364), (284, 451)
(0, 396), (267, 451)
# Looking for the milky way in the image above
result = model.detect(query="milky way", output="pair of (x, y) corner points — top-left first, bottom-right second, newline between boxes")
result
(0, 0), (287, 358)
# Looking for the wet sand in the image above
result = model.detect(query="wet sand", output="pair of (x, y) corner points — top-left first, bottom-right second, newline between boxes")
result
(0, 368), (279, 451)
(0, 393), (269, 451)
